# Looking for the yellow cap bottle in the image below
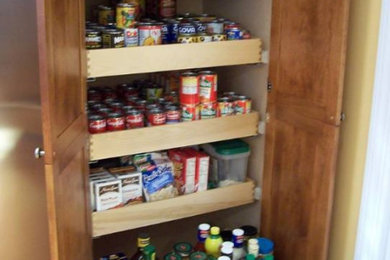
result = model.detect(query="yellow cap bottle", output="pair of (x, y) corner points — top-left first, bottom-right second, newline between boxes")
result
(205, 226), (223, 257)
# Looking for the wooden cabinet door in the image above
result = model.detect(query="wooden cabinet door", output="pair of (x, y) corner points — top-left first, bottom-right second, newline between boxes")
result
(261, 0), (350, 259)
(36, 0), (92, 259)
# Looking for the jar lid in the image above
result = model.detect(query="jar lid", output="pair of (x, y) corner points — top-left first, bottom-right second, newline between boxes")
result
(190, 251), (207, 260)
(198, 223), (211, 231)
(240, 225), (258, 237)
(232, 228), (244, 236)
(211, 139), (250, 155)
(164, 252), (182, 260)
(174, 242), (193, 254)
(258, 238), (274, 254)
(210, 226), (220, 235)
(221, 241), (234, 248)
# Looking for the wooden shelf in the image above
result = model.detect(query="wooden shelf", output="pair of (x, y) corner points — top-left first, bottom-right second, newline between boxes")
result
(92, 180), (255, 237)
(89, 111), (259, 160)
(87, 39), (262, 77)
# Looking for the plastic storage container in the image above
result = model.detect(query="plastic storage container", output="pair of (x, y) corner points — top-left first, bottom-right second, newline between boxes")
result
(201, 139), (250, 187)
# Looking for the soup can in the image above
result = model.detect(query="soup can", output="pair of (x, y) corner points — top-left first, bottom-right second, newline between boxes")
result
(106, 112), (125, 131)
(165, 105), (181, 124)
(200, 102), (217, 119)
(98, 6), (115, 25)
(199, 71), (217, 103)
(85, 29), (102, 49)
(102, 29), (125, 48)
(180, 72), (199, 105)
(138, 22), (162, 45)
(148, 108), (166, 126)
(217, 97), (235, 117)
(179, 22), (196, 35)
(207, 20), (224, 34)
(181, 104), (199, 121)
(168, 20), (180, 43)
(88, 114), (107, 134)
(125, 109), (144, 128)
(116, 3), (136, 28)
(234, 96), (252, 114)
(135, 100), (148, 113)
(124, 28), (138, 47)
(98, 107), (114, 118)
(196, 33), (213, 43)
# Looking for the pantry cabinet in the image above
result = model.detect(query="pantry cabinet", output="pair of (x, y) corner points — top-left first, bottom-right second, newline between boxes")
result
(35, 0), (350, 259)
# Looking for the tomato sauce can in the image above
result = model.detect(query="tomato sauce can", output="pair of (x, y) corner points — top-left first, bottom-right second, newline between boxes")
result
(85, 29), (102, 49)
(234, 96), (252, 114)
(106, 112), (126, 131)
(147, 108), (166, 126)
(181, 104), (199, 121)
(217, 97), (235, 117)
(125, 109), (145, 129)
(98, 6), (115, 25)
(200, 102), (217, 119)
(102, 29), (125, 48)
(124, 28), (138, 47)
(116, 3), (136, 29)
(199, 71), (217, 103)
(180, 72), (199, 105)
(138, 22), (162, 45)
(88, 114), (107, 134)
(165, 105), (181, 124)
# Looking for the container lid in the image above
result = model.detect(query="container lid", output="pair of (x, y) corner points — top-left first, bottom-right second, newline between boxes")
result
(210, 139), (250, 155)
(258, 238), (274, 254)
(245, 255), (256, 260)
(164, 252), (182, 260)
(190, 251), (207, 260)
(174, 242), (193, 254)
(198, 223), (211, 231)
(210, 226), (220, 235)
(240, 225), (258, 237)
(222, 241), (234, 248)
(217, 257), (230, 260)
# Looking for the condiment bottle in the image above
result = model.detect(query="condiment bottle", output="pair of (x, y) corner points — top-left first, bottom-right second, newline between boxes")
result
(232, 229), (245, 260)
(247, 239), (259, 258)
(218, 256), (231, 260)
(205, 226), (223, 257)
(143, 245), (156, 260)
(220, 245), (233, 259)
(195, 223), (211, 252)
(131, 233), (151, 260)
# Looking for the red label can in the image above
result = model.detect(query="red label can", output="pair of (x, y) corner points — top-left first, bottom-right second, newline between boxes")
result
(200, 102), (217, 119)
(88, 114), (107, 134)
(180, 72), (199, 105)
(165, 105), (181, 124)
(181, 104), (199, 121)
(234, 96), (252, 114)
(106, 112), (126, 131)
(217, 97), (235, 117)
(125, 109), (145, 129)
(199, 71), (217, 103)
(147, 108), (166, 126)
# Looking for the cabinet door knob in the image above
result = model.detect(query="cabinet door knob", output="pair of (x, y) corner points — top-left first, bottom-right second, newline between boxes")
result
(34, 147), (45, 159)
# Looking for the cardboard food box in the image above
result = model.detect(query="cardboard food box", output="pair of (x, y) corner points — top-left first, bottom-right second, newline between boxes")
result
(95, 179), (122, 211)
(169, 149), (196, 194)
(109, 166), (143, 205)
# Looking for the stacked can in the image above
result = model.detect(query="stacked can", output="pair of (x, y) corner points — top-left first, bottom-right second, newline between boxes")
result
(180, 72), (199, 121)
(222, 91), (252, 115)
(199, 71), (218, 119)
(117, 3), (139, 47)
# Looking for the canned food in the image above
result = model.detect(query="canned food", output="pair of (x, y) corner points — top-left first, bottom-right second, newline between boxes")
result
(165, 105), (181, 124)
(217, 97), (235, 117)
(146, 103), (159, 112)
(107, 112), (126, 131)
(124, 0), (144, 20)
(165, 91), (179, 103)
(87, 100), (99, 108)
(161, 23), (170, 44)
(200, 102), (217, 119)
(98, 107), (114, 118)
(109, 101), (124, 113)
(196, 33), (213, 43)
(127, 96), (140, 106)
(85, 29), (102, 49)
(102, 29), (125, 48)
(102, 87), (118, 99)
(158, 0), (176, 18)
(181, 104), (199, 121)
(116, 3), (136, 28)
(180, 72), (199, 105)
(122, 85), (139, 98)
(212, 33), (227, 41)
(88, 88), (102, 101)
(207, 20), (224, 34)
(199, 71), (217, 103)
(124, 28), (138, 47)
(168, 20), (179, 43)
(178, 34), (195, 44)
(91, 103), (107, 111)
(122, 105), (134, 111)
(88, 114), (107, 134)
(148, 108), (166, 126)
(164, 252), (182, 260)
(173, 242), (193, 260)
(234, 96), (252, 114)
(125, 109), (144, 129)
(196, 14), (217, 23)
(135, 100), (148, 112)
(223, 91), (236, 98)
(98, 6), (115, 25)
(138, 22), (162, 45)
(192, 21), (206, 33)
(225, 23), (242, 40)
(179, 23), (196, 35)
(242, 29), (251, 39)
(146, 84), (163, 101)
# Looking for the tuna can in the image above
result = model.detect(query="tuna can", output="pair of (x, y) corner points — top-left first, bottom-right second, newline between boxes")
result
(116, 3), (136, 28)
(85, 29), (102, 49)
(212, 33), (227, 41)
(181, 104), (199, 121)
(199, 71), (217, 103)
(106, 112), (125, 131)
(217, 97), (235, 117)
(125, 109), (145, 128)
(98, 6), (115, 25)
(178, 34), (195, 44)
(180, 72), (199, 105)
(196, 33), (213, 43)
(102, 29), (125, 48)
(179, 22), (196, 36)
(192, 21), (206, 33)
(200, 102), (217, 119)
(124, 27), (138, 47)
(165, 105), (181, 124)
(138, 22), (162, 45)
(168, 20), (179, 43)
(88, 114), (107, 134)
(234, 96), (252, 114)
(207, 20), (224, 34)
(148, 108), (166, 126)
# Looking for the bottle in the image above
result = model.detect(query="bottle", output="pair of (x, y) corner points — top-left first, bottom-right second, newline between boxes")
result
(194, 223), (211, 252)
(205, 226), (223, 258)
(220, 245), (233, 259)
(218, 256), (231, 260)
(232, 229), (245, 260)
(247, 239), (259, 258)
(131, 233), (151, 260)
(143, 244), (156, 260)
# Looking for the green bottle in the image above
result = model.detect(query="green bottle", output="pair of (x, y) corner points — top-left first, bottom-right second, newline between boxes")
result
(205, 226), (223, 258)
(143, 244), (156, 260)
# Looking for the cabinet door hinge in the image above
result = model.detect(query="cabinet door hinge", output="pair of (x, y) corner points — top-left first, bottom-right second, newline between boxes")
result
(340, 112), (346, 122)
(267, 81), (273, 92)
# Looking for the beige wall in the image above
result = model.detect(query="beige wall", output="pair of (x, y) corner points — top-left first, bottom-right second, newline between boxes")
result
(329, 0), (382, 259)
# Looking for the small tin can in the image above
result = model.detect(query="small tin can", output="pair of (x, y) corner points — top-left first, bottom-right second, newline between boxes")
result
(98, 107), (114, 118)
(161, 23), (170, 44)
(122, 105), (134, 111)
(87, 100), (99, 108)
(189, 252), (207, 260)
(173, 242), (193, 260)
(179, 22), (196, 35)
(127, 96), (140, 106)
(98, 6), (115, 25)
(91, 103), (107, 111)
(178, 34), (195, 44)
(135, 100), (148, 112)
(88, 88), (102, 101)
(212, 33), (227, 41)
(225, 23), (242, 40)
(196, 14), (217, 23)
(196, 33), (213, 43)
(192, 21), (206, 33)
(200, 102), (217, 119)
(234, 96), (252, 114)
(125, 109), (144, 128)
(207, 20), (224, 34)
(102, 29), (125, 48)
(106, 112), (126, 131)
(217, 97), (234, 117)
(180, 72), (199, 105)
(124, 28), (138, 47)
(102, 87), (118, 99)
(138, 22), (162, 45)
(165, 91), (179, 103)
(122, 85), (139, 98)
(148, 108), (166, 126)
(165, 105), (181, 124)
(116, 3), (136, 29)
(181, 104), (199, 121)
(109, 101), (124, 113)
(168, 20), (179, 43)
(85, 29), (102, 49)
(164, 252), (182, 260)
(199, 71), (217, 103)
(88, 114), (107, 134)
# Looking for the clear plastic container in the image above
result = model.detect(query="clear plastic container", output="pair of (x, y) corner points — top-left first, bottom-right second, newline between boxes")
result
(201, 139), (250, 187)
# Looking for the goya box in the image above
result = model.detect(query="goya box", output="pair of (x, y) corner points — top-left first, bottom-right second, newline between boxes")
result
(168, 149), (196, 195)
(109, 166), (143, 205)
